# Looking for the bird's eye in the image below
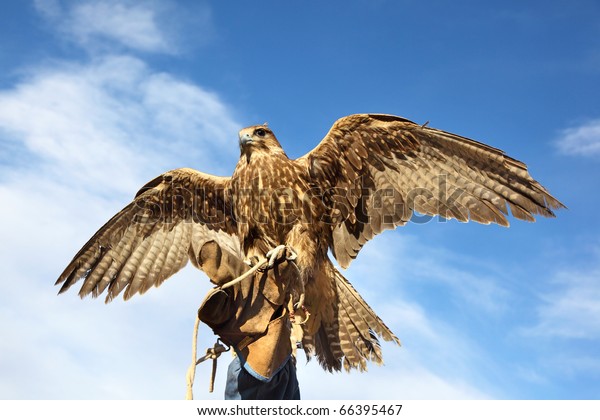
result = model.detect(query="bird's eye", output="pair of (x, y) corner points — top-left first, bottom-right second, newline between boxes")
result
(255, 128), (266, 137)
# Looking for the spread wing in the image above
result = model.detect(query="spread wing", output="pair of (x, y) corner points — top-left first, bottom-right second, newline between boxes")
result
(298, 114), (565, 268)
(55, 168), (240, 302)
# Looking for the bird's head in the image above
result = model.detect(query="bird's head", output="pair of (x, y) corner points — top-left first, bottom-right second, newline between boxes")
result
(238, 124), (284, 156)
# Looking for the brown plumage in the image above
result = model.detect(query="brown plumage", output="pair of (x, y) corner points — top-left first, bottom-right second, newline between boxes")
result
(56, 114), (564, 372)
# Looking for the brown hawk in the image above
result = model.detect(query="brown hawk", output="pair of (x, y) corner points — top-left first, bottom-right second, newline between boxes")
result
(56, 114), (564, 372)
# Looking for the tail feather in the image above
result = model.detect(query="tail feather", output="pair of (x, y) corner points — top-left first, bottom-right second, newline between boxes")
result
(334, 268), (400, 345)
(312, 321), (343, 372)
(336, 282), (383, 369)
(301, 261), (400, 372)
(336, 301), (368, 371)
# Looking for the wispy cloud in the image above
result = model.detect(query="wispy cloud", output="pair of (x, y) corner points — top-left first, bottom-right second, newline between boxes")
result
(546, 355), (600, 377)
(525, 267), (600, 339)
(33, 0), (212, 54)
(68, 1), (170, 52)
(297, 348), (491, 399)
(0, 55), (239, 194)
(555, 119), (600, 157)
(350, 234), (510, 314)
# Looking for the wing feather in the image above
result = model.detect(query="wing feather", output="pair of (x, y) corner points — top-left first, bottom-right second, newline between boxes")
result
(298, 114), (565, 268)
(56, 168), (241, 302)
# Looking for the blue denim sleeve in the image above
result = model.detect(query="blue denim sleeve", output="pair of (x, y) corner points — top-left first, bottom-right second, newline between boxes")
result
(224, 356), (300, 400)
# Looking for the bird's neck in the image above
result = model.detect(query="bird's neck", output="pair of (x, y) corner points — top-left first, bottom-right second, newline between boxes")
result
(243, 145), (287, 160)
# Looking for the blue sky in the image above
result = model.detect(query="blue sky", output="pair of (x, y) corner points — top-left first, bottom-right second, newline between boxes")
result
(0, 0), (599, 400)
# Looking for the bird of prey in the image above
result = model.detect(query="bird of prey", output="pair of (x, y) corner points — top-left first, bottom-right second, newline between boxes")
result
(56, 113), (563, 372)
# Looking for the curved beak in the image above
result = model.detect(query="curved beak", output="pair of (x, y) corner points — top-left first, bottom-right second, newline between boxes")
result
(239, 132), (253, 147)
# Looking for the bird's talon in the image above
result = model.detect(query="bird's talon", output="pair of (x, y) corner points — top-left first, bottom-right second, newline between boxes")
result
(289, 304), (310, 325)
(293, 293), (305, 310)
(286, 248), (298, 261)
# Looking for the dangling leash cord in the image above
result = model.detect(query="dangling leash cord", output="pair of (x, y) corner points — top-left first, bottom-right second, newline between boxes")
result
(185, 245), (300, 400)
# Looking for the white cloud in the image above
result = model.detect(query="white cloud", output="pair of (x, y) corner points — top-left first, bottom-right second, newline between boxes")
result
(348, 234), (509, 314)
(296, 349), (490, 399)
(555, 119), (600, 157)
(525, 267), (600, 339)
(67, 1), (169, 53)
(0, 55), (239, 195)
(0, 252), (216, 398)
(33, 0), (63, 19)
(546, 356), (600, 377)
(406, 251), (508, 314)
(34, 0), (212, 54)
(514, 366), (549, 386)
(510, 249), (600, 391)
(1, 57), (146, 195)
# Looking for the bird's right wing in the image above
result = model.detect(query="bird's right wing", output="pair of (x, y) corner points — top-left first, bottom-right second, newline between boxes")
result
(55, 168), (241, 302)
(298, 114), (565, 268)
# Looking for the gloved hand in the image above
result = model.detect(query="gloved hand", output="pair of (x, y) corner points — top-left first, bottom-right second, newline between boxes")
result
(195, 241), (298, 380)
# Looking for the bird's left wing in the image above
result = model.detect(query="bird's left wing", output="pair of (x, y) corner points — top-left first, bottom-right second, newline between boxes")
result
(297, 114), (565, 268)
(56, 168), (240, 302)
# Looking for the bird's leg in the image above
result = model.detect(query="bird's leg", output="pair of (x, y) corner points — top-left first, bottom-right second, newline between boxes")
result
(285, 252), (309, 325)
(265, 243), (308, 323)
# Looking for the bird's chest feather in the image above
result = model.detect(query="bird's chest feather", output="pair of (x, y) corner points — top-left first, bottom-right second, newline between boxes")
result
(232, 154), (309, 250)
